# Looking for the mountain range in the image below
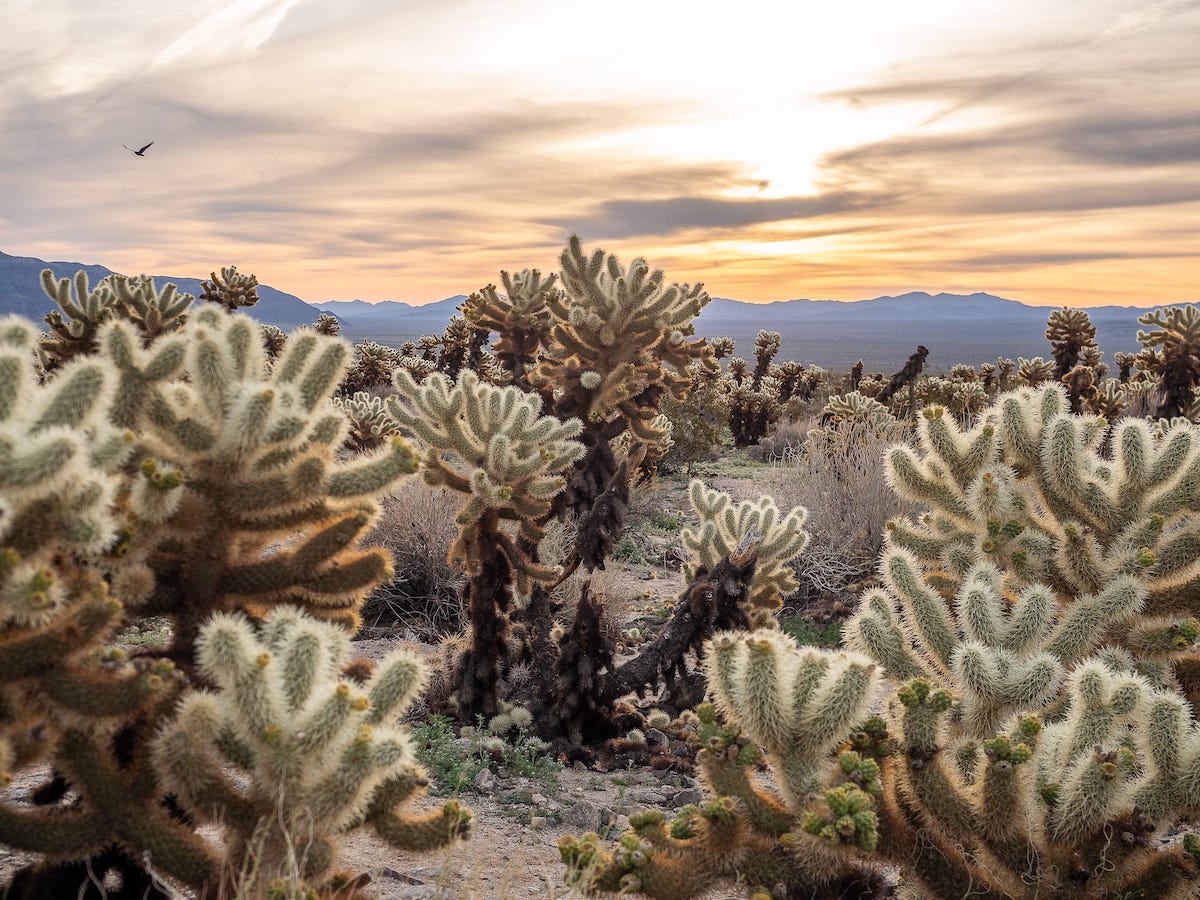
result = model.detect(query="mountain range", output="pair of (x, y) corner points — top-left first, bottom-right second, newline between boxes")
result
(1, 249), (1190, 371)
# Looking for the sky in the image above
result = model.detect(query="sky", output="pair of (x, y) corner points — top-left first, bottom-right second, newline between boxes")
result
(2, 0), (1198, 307)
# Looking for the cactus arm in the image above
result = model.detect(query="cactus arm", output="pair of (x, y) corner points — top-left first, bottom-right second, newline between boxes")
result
(367, 774), (471, 851)
(601, 549), (756, 707)
(0, 594), (122, 680)
(894, 681), (980, 843)
(1111, 843), (1200, 900)
(60, 730), (221, 890)
(41, 661), (177, 717)
(0, 801), (109, 855)
(697, 749), (795, 838)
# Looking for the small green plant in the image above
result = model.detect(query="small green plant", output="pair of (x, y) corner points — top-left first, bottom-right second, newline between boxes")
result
(779, 614), (843, 648)
(612, 533), (648, 564)
(647, 509), (683, 532)
(412, 715), (561, 797)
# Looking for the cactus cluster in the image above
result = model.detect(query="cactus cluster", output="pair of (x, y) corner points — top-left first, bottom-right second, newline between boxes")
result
(0, 268), (465, 896)
(569, 378), (1200, 899)
(562, 632), (886, 899)
(374, 239), (813, 746)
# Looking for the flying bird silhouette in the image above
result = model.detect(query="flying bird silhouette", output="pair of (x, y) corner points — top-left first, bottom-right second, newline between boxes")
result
(123, 141), (154, 157)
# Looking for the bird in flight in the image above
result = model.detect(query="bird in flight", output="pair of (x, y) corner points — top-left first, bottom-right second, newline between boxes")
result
(123, 141), (154, 157)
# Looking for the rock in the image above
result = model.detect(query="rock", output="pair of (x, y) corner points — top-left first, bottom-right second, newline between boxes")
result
(645, 728), (669, 748)
(572, 760), (588, 771)
(629, 788), (668, 806)
(564, 799), (601, 829)
(377, 866), (440, 897)
(671, 788), (704, 807)
(531, 793), (548, 805)
(473, 768), (497, 793)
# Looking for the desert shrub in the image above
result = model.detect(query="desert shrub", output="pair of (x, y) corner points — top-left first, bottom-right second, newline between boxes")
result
(753, 415), (808, 465)
(771, 417), (918, 612)
(657, 380), (730, 474)
(361, 478), (466, 635)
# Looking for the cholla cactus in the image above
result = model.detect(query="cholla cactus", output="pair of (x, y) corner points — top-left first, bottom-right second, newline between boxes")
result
(313, 312), (341, 335)
(108, 274), (193, 344)
(1046, 307), (1099, 379)
(706, 631), (879, 800)
(1137, 305), (1200, 420)
(884, 386), (1200, 617)
(726, 356), (748, 385)
(1060, 362), (1098, 413)
(0, 314), (180, 779)
(38, 268), (122, 368)
(979, 362), (997, 392)
(342, 340), (401, 394)
(0, 295), (430, 895)
(388, 368), (584, 716)
(154, 608), (469, 892)
(1115, 351), (1137, 382)
(844, 547), (1143, 737)
(260, 322), (287, 360)
(996, 356), (1016, 390)
(336, 390), (400, 453)
(389, 369), (584, 587)
(726, 382), (779, 447)
(534, 235), (716, 440)
(709, 336), (735, 360)
(680, 480), (809, 624)
(562, 633), (886, 898)
(1017, 355), (1055, 386)
(835, 382), (1200, 895)
(750, 329), (781, 389)
(435, 315), (487, 381)
(949, 378), (987, 421)
(199, 265), (259, 311)
(875, 346), (929, 419)
(462, 269), (557, 382)
(612, 412), (674, 479)
(109, 307), (418, 647)
(1083, 377), (1127, 419)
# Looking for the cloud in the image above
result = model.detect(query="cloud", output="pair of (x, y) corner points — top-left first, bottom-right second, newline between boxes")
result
(150, 0), (305, 70)
(557, 190), (896, 240)
(2, 0), (1198, 307)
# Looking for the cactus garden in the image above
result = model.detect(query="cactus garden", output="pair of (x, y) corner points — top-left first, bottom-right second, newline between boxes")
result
(1, 239), (1199, 900)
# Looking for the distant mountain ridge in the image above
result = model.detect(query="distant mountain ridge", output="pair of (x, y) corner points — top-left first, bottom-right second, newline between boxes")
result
(0, 249), (1191, 370)
(0, 250), (324, 329)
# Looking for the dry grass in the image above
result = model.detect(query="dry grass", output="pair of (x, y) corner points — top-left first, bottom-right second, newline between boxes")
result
(361, 478), (465, 637)
(769, 420), (919, 612)
(753, 416), (810, 465)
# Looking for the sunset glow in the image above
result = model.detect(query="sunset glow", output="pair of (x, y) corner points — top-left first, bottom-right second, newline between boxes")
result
(2, 0), (1197, 306)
